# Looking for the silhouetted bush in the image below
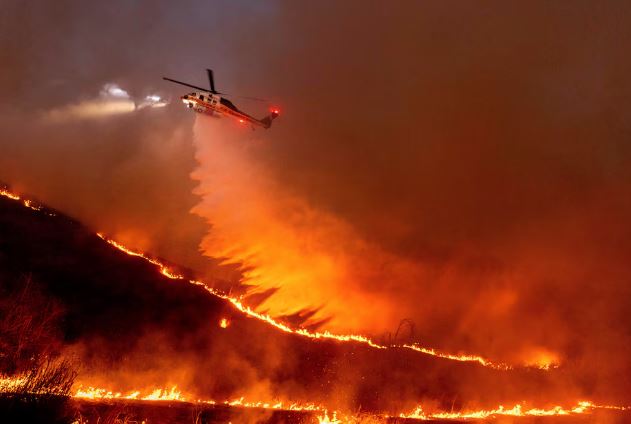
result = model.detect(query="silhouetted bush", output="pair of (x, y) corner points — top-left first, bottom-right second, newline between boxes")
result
(0, 275), (65, 374)
(2, 357), (77, 398)
(0, 275), (77, 422)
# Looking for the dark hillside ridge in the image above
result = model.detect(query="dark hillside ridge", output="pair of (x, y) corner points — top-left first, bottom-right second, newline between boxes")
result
(0, 192), (226, 350)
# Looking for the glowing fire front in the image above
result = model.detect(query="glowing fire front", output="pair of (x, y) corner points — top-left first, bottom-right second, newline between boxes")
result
(74, 386), (184, 402)
(0, 374), (27, 392)
(1, 188), (50, 214)
(95, 233), (520, 371)
(399, 401), (629, 421)
(0, 374), (627, 423)
(74, 384), (323, 413)
(69, 383), (631, 423)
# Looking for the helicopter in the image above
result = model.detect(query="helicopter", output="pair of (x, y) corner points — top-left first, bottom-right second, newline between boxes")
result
(163, 69), (279, 129)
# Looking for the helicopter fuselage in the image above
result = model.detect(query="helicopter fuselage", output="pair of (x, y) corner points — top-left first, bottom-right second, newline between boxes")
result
(182, 91), (266, 128)
(164, 70), (279, 129)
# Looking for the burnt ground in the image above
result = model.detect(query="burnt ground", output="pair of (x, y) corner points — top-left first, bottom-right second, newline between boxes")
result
(0, 189), (620, 422)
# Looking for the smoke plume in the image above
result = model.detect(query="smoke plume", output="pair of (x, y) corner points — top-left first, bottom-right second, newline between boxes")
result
(2, 0), (631, 404)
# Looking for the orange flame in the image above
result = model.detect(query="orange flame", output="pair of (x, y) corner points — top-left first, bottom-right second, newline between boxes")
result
(0, 374), (28, 392)
(1, 188), (52, 214)
(399, 401), (629, 420)
(317, 411), (341, 423)
(0, 375), (627, 422)
(74, 384), (324, 412)
(520, 348), (561, 370)
(74, 386), (183, 401)
(72, 385), (631, 422)
(400, 344), (510, 370)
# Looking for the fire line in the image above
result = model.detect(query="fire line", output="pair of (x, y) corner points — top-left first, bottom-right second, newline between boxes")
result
(2, 376), (628, 423)
(0, 186), (545, 370)
(97, 233), (518, 370)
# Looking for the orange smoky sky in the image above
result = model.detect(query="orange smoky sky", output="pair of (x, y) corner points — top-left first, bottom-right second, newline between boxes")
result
(1, 0), (631, 403)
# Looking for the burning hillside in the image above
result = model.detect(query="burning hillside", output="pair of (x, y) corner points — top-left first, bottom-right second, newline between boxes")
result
(1, 187), (629, 423)
(3, 2), (631, 423)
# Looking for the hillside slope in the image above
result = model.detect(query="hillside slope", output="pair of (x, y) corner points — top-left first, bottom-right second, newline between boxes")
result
(0, 189), (568, 415)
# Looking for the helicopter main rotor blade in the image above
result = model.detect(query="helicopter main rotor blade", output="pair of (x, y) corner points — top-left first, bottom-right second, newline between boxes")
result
(163, 77), (209, 93)
(164, 76), (267, 102)
(223, 93), (269, 102)
(206, 69), (218, 94)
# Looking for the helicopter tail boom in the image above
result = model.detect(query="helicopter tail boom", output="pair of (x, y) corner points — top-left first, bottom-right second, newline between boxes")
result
(259, 110), (279, 129)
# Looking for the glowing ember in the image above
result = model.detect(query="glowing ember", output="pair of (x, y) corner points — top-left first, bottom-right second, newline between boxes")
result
(219, 317), (230, 328)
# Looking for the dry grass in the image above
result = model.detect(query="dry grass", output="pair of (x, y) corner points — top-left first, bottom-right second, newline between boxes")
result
(0, 275), (77, 422)
(4, 357), (77, 397)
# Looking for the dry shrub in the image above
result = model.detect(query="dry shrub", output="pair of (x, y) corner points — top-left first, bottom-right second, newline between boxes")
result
(9, 357), (77, 397)
(0, 275), (75, 396)
(0, 275), (64, 375)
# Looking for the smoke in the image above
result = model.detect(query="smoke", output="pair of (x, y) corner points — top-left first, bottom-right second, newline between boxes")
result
(186, 2), (631, 402)
(0, 1), (238, 277)
(191, 116), (420, 332)
(3, 0), (631, 405)
(42, 83), (168, 123)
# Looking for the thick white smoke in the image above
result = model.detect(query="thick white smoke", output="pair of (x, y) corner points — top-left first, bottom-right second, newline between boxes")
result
(43, 83), (167, 122)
